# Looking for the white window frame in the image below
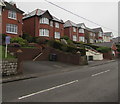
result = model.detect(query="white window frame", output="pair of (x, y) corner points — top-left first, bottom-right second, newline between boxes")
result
(55, 22), (59, 28)
(50, 21), (53, 27)
(90, 39), (94, 43)
(99, 31), (103, 37)
(6, 24), (18, 34)
(73, 35), (77, 41)
(39, 29), (49, 37)
(73, 27), (76, 32)
(40, 17), (49, 25)
(79, 36), (85, 42)
(79, 29), (84, 33)
(54, 32), (60, 39)
(8, 10), (17, 20)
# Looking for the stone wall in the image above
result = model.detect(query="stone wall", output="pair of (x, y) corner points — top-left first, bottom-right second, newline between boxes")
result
(1, 59), (18, 76)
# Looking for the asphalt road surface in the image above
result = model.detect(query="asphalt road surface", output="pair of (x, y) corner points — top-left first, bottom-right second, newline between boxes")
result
(2, 60), (118, 102)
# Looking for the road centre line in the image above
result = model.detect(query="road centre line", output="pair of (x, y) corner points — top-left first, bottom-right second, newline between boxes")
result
(18, 80), (79, 100)
(91, 70), (110, 77)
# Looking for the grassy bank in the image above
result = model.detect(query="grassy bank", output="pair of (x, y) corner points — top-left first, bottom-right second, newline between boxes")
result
(0, 45), (16, 59)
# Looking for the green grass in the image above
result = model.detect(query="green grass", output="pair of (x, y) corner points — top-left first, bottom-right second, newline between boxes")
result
(0, 45), (16, 59)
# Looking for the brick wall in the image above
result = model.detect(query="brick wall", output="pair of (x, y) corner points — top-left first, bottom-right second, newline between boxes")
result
(2, 9), (23, 37)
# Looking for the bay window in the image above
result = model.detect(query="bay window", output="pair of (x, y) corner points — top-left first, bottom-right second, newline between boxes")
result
(73, 35), (77, 41)
(39, 29), (49, 37)
(79, 36), (85, 42)
(55, 32), (60, 39)
(6, 24), (17, 34)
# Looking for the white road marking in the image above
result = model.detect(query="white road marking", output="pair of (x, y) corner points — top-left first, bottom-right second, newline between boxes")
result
(91, 70), (110, 77)
(18, 80), (78, 100)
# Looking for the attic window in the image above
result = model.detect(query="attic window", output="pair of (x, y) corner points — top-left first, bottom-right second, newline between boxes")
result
(8, 10), (17, 20)
(40, 17), (49, 25)
(73, 27), (76, 32)
(79, 29), (84, 33)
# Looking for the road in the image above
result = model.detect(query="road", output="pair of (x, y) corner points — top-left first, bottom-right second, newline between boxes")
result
(2, 60), (118, 102)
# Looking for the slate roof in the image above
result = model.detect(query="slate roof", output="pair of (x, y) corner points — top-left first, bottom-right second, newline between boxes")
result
(23, 9), (64, 23)
(93, 42), (114, 48)
(92, 27), (103, 33)
(4, 1), (24, 14)
(85, 27), (95, 32)
(104, 32), (113, 37)
(0, 0), (6, 6)
(64, 20), (77, 27)
(77, 23), (85, 28)
(112, 37), (120, 43)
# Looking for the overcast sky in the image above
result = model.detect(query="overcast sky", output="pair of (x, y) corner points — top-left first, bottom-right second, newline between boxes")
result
(6, 0), (118, 37)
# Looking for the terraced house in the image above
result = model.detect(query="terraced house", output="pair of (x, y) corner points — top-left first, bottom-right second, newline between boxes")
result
(64, 20), (87, 42)
(77, 23), (86, 42)
(92, 27), (104, 42)
(1, 1), (24, 37)
(64, 20), (78, 42)
(84, 27), (96, 43)
(23, 9), (64, 39)
(103, 32), (113, 42)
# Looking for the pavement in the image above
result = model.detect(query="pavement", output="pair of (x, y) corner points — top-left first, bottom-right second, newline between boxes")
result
(1, 59), (117, 83)
(2, 60), (118, 102)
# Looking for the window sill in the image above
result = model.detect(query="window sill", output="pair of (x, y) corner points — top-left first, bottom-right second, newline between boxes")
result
(6, 32), (17, 34)
(8, 17), (17, 20)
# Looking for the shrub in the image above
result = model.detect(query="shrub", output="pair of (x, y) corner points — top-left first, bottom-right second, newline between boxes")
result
(22, 34), (37, 43)
(36, 37), (48, 45)
(10, 37), (28, 47)
(61, 35), (69, 40)
(47, 39), (86, 55)
(96, 46), (111, 53)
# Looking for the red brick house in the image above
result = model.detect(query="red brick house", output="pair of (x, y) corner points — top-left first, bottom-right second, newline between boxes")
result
(64, 20), (79, 42)
(1, 1), (24, 37)
(23, 9), (64, 39)
(77, 23), (86, 42)
(0, 1), (5, 35)
(92, 27), (104, 43)
(84, 27), (96, 43)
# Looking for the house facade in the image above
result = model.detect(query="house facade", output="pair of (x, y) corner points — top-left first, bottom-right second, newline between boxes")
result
(2, 1), (24, 37)
(23, 9), (64, 39)
(92, 27), (104, 43)
(103, 32), (113, 42)
(64, 20), (86, 42)
(84, 27), (96, 43)
(77, 23), (86, 42)
(64, 20), (78, 41)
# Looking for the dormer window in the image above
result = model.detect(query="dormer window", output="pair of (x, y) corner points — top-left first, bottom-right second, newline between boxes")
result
(99, 31), (102, 37)
(8, 10), (17, 20)
(40, 17), (49, 24)
(79, 29), (84, 33)
(73, 27), (76, 32)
